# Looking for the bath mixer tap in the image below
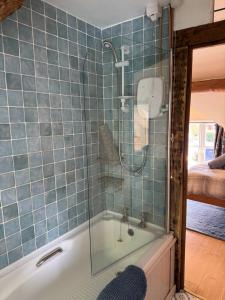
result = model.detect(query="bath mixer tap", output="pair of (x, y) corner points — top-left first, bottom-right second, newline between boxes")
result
(138, 212), (147, 228)
(121, 207), (129, 223)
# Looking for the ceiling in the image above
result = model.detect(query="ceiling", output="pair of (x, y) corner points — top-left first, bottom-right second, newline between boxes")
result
(45, 0), (151, 28)
(192, 44), (225, 81)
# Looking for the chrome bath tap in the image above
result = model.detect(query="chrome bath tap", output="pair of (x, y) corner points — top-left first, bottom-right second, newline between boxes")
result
(121, 207), (129, 223)
(138, 212), (147, 228)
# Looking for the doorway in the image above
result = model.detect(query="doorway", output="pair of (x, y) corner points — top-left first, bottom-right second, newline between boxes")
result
(170, 16), (225, 296)
(184, 44), (225, 299)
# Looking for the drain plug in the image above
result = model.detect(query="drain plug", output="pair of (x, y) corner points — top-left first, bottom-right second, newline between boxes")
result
(128, 228), (134, 236)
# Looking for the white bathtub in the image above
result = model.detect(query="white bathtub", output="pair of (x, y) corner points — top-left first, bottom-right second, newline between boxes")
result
(0, 213), (176, 300)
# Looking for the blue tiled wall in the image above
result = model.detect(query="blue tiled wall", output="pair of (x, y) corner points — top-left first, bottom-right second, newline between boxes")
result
(0, 0), (170, 270)
(0, 0), (103, 269)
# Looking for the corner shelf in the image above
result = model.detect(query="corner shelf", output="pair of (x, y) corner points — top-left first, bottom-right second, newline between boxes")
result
(98, 175), (124, 192)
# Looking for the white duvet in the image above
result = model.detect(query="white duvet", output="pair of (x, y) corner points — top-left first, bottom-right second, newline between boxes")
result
(188, 163), (225, 200)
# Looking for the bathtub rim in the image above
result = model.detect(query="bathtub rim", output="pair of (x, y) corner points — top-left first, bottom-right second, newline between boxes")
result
(0, 210), (172, 279)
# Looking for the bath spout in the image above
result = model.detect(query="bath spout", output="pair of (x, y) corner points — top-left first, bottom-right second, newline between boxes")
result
(121, 207), (129, 223)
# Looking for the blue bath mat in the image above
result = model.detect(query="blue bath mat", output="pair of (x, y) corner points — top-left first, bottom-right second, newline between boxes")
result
(186, 199), (225, 241)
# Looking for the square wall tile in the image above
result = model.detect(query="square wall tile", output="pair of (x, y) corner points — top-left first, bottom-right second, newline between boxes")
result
(3, 203), (18, 222)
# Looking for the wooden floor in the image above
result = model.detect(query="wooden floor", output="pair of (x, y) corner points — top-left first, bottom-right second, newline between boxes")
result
(185, 230), (225, 300)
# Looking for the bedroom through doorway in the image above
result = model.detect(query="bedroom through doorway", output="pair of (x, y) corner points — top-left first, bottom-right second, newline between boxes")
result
(184, 43), (225, 300)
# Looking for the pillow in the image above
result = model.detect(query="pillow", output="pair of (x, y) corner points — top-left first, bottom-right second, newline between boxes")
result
(208, 154), (225, 169)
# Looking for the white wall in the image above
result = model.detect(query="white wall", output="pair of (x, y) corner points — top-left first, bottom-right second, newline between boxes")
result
(190, 92), (225, 127)
(174, 0), (214, 31)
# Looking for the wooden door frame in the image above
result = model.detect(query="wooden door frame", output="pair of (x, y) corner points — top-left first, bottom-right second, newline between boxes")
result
(170, 19), (225, 290)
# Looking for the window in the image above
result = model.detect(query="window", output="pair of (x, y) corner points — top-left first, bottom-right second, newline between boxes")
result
(214, 0), (225, 22)
(188, 122), (216, 167)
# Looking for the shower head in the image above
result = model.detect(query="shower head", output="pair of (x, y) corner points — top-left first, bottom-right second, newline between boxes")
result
(103, 40), (118, 63)
(103, 40), (113, 49)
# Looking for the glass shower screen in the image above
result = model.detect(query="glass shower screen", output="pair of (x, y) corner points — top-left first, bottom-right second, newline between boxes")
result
(83, 26), (170, 274)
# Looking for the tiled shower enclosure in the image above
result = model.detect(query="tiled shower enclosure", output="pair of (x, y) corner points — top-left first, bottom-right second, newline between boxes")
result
(0, 0), (170, 270)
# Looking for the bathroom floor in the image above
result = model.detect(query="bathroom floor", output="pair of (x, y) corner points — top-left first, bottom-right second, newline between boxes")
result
(185, 230), (225, 300)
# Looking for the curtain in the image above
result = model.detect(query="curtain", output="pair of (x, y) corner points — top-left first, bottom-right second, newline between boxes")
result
(214, 124), (224, 157)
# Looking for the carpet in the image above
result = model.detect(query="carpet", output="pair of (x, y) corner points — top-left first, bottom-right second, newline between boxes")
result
(186, 199), (225, 241)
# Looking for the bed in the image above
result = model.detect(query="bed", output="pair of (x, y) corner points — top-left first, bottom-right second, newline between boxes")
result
(187, 163), (225, 208)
